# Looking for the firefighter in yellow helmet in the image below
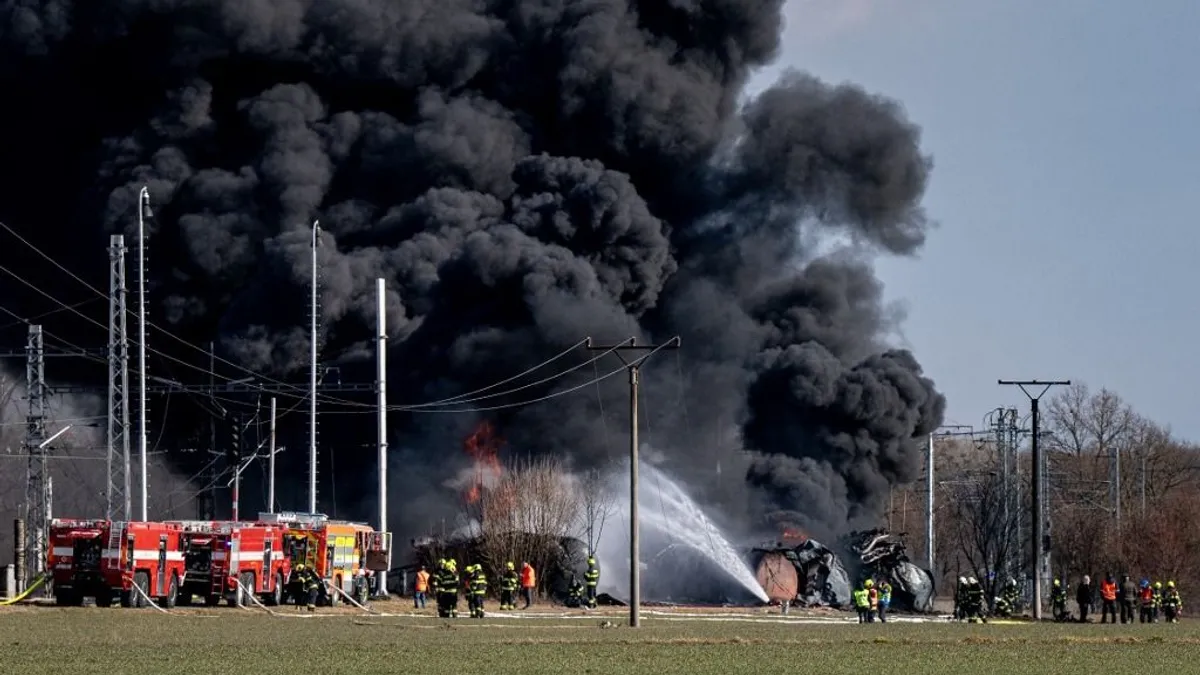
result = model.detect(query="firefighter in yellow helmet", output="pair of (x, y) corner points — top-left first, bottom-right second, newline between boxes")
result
(584, 556), (600, 609)
(1163, 581), (1182, 623)
(468, 564), (488, 618)
(864, 578), (878, 623)
(1153, 581), (1164, 622)
(436, 559), (459, 618)
(500, 562), (519, 610)
(1051, 578), (1068, 621)
(289, 563), (319, 612)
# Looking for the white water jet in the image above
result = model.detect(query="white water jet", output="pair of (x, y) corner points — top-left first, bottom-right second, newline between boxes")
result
(593, 460), (768, 604)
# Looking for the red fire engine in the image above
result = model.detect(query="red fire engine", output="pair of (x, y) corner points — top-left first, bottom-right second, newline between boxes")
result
(172, 521), (291, 606)
(49, 519), (190, 607)
(101, 520), (188, 608)
(259, 512), (390, 606)
(48, 518), (110, 606)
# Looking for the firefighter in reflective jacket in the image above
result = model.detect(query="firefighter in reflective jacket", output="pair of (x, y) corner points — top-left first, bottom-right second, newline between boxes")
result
(1139, 580), (1155, 623)
(290, 564), (320, 612)
(584, 557), (600, 609)
(852, 583), (870, 623)
(1163, 581), (1183, 623)
(1051, 579), (1069, 621)
(437, 559), (460, 618)
(468, 565), (488, 618)
(499, 562), (519, 610)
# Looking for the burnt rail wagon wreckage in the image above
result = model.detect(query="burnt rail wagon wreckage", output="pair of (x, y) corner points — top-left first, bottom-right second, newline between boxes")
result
(750, 528), (935, 612)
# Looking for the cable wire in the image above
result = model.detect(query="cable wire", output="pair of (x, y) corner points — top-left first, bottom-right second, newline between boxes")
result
(0, 222), (608, 413)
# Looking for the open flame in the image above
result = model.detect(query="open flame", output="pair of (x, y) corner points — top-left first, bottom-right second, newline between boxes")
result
(781, 527), (807, 543)
(463, 421), (504, 504)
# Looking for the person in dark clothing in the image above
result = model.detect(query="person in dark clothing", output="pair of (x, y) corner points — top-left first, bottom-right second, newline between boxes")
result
(1051, 578), (1069, 621)
(584, 557), (600, 609)
(1119, 575), (1137, 624)
(1076, 575), (1094, 623)
(499, 561), (519, 610)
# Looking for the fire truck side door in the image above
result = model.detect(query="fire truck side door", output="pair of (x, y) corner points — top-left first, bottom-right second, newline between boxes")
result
(325, 543), (334, 579)
(157, 535), (168, 595)
(262, 536), (271, 591)
(126, 534), (135, 572)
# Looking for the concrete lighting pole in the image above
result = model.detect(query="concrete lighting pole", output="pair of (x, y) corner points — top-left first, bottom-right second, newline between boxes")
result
(137, 186), (151, 521)
(376, 277), (389, 595)
(309, 220), (320, 514)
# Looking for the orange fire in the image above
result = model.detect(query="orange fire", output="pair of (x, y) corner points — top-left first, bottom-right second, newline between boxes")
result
(781, 528), (808, 543)
(463, 421), (504, 504)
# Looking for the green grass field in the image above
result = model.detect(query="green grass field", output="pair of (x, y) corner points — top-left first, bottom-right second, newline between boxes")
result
(3, 603), (1197, 675)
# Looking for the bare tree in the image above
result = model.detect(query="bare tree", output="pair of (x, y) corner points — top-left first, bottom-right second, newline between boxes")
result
(578, 466), (615, 555)
(944, 465), (1025, 607)
(461, 456), (582, 592)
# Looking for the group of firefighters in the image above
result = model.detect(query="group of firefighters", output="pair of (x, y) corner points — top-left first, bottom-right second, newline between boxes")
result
(951, 574), (1185, 623)
(1052, 575), (1184, 624)
(414, 556), (601, 618)
(285, 564), (375, 611)
(851, 578), (894, 623)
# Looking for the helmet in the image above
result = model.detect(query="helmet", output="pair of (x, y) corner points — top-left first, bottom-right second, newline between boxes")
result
(294, 563), (305, 571)
(1141, 579), (1150, 588)
(506, 562), (515, 570)
(958, 576), (967, 585)
(1168, 581), (1176, 588)
(864, 579), (874, 588)
(588, 557), (596, 566)
(1155, 582), (1163, 589)
(1053, 579), (1061, 587)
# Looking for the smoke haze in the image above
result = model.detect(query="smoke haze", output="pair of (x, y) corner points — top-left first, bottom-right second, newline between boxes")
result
(0, 0), (944, 539)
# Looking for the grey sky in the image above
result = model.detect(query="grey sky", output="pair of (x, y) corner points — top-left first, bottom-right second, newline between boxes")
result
(747, 0), (1200, 439)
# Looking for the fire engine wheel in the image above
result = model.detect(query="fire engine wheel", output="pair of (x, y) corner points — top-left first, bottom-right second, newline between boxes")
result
(164, 574), (179, 609)
(265, 572), (284, 606)
(132, 572), (151, 609)
(237, 572), (255, 606)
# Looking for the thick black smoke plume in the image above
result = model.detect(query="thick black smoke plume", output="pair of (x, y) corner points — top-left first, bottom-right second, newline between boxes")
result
(0, 0), (943, 539)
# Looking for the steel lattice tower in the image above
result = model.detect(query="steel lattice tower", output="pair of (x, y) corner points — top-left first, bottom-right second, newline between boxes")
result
(22, 324), (48, 581)
(107, 235), (132, 521)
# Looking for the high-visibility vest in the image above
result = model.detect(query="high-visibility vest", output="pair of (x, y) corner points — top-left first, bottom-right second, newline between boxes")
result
(415, 570), (430, 593)
(852, 588), (868, 608)
(1100, 581), (1117, 601)
(1140, 587), (1154, 606)
(521, 565), (536, 588)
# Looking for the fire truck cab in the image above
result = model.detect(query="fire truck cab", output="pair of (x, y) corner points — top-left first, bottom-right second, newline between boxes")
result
(100, 521), (187, 608)
(260, 512), (390, 606)
(48, 518), (111, 606)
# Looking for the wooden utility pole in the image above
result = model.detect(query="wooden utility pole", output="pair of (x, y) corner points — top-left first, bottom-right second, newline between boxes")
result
(586, 336), (680, 628)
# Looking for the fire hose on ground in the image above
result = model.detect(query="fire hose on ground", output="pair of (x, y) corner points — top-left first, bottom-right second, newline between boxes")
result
(232, 576), (378, 618)
(0, 574), (47, 606)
